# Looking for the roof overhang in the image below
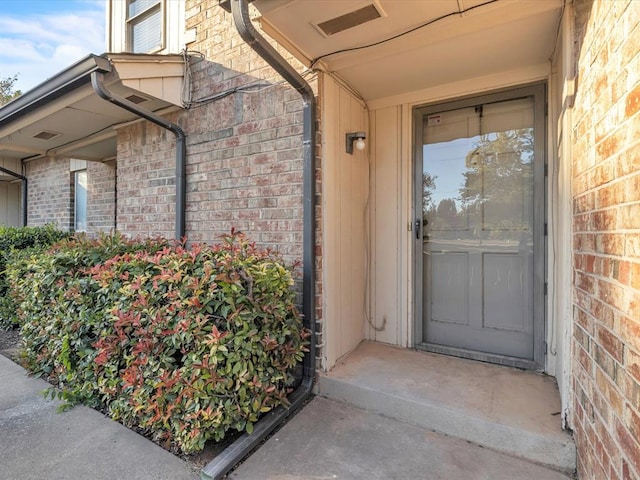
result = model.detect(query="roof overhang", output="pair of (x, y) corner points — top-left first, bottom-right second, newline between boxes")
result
(0, 53), (185, 163)
(251, 0), (563, 101)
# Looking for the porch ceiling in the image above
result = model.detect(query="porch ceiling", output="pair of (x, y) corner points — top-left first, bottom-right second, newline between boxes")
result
(253, 0), (563, 101)
(0, 53), (184, 163)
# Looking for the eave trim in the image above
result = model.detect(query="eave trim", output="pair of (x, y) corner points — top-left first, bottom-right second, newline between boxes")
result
(0, 54), (112, 129)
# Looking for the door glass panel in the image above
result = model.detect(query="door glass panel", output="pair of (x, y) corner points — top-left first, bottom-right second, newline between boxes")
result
(421, 97), (535, 360)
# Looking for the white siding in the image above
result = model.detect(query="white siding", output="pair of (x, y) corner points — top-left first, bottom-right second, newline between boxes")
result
(547, 3), (575, 425)
(0, 182), (21, 227)
(0, 159), (22, 227)
(368, 106), (405, 346)
(321, 74), (367, 369)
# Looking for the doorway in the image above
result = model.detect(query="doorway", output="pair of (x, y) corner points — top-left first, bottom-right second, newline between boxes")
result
(413, 84), (546, 369)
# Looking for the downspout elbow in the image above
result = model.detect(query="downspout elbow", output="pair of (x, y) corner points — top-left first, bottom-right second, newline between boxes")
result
(90, 71), (186, 240)
(230, 0), (314, 102)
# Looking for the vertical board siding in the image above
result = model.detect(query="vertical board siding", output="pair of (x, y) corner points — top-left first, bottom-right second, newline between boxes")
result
(0, 159), (22, 227)
(547, 4), (575, 424)
(322, 74), (367, 369)
(369, 106), (401, 345)
(0, 182), (21, 227)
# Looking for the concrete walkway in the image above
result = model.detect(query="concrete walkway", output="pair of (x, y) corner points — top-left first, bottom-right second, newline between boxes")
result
(230, 396), (573, 480)
(0, 354), (198, 480)
(0, 349), (574, 480)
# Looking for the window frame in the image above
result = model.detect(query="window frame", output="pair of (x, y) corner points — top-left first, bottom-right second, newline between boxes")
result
(74, 170), (88, 233)
(126, 0), (166, 54)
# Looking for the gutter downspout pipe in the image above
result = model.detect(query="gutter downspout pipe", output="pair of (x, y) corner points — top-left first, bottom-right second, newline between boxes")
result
(0, 166), (28, 227)
(90, 71), (186, 240)
(201, 0), (316, 478)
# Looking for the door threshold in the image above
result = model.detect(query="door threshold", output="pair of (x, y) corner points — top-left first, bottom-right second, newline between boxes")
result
(417, 342), (540, 370)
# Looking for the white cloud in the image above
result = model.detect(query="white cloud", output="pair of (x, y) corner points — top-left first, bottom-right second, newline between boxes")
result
(0, 3), (106, 93)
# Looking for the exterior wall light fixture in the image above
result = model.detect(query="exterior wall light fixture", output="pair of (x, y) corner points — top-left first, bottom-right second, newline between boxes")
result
(346, 131), (366, 154)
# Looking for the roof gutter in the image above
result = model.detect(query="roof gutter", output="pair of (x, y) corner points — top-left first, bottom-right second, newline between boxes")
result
(0, 166), (27, 227)
(0, 54), (111, 129)
(201, 0), (317, 478)
(90, 71), (186, 240)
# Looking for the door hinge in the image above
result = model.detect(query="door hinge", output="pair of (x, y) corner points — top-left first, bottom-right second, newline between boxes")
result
(544, 223), (548, 236)
(544, 282), (548, 295)
(544, 163), (548, 177)
(544, 341), (548, 354)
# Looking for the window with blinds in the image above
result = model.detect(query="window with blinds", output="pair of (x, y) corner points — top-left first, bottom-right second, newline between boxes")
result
(127, 0), (163, 53)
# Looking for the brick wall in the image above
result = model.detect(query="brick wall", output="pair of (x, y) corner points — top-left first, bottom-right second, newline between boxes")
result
(26, 157), (117, 235)
(114, 0), (324, 364)
(87, 160), (116, 234)
(571, 1), (640, 479)
(116, 1), (311, 253)
(25, 157), (73, 230)
(116, 120), (178, 238)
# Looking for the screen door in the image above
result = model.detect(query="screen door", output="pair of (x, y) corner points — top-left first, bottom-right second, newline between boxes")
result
(414, 85), (545, 367)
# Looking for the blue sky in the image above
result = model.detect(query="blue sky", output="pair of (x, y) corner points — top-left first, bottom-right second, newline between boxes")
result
(0, 0), (106, 93)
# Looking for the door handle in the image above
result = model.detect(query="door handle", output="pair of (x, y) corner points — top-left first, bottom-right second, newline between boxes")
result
(415, 219), (421, 239)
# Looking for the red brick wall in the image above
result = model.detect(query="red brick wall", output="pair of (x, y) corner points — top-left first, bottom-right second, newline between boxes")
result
(87, 160), (116, 234)
(25, 157), (73, 230)
(571, 1), (640, 479)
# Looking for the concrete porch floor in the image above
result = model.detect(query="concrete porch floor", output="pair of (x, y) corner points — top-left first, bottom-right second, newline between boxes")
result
(317, 341), (576, 473)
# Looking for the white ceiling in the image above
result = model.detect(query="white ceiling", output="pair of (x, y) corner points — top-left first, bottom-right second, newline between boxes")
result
(254, 0), (563, 101)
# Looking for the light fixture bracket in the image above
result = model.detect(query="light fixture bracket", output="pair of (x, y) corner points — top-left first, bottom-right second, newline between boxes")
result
(346, 131), (366, 154)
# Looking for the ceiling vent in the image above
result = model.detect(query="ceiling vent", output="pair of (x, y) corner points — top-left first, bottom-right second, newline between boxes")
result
(317, 4), (382, 36)
(33, 130), (61, 140)
(125, 93), (149, 104)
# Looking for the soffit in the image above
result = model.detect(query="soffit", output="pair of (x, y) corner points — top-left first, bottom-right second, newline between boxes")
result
(0, 54), (184, 162)
(253, 0), (563, 101)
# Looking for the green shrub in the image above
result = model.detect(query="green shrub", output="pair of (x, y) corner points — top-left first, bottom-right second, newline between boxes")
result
(9, 231), (170, 382)
(10, 231), (307, 453)
(0, 225), (70, 329)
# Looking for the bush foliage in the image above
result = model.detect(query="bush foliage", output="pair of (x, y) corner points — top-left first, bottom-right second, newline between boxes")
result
(8, 231), (307, 453)
(0, 225), (70, 329)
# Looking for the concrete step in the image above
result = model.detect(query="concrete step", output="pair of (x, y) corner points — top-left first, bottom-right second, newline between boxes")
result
(230, 396), (572, 480)
(318, 341), (576, 473)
